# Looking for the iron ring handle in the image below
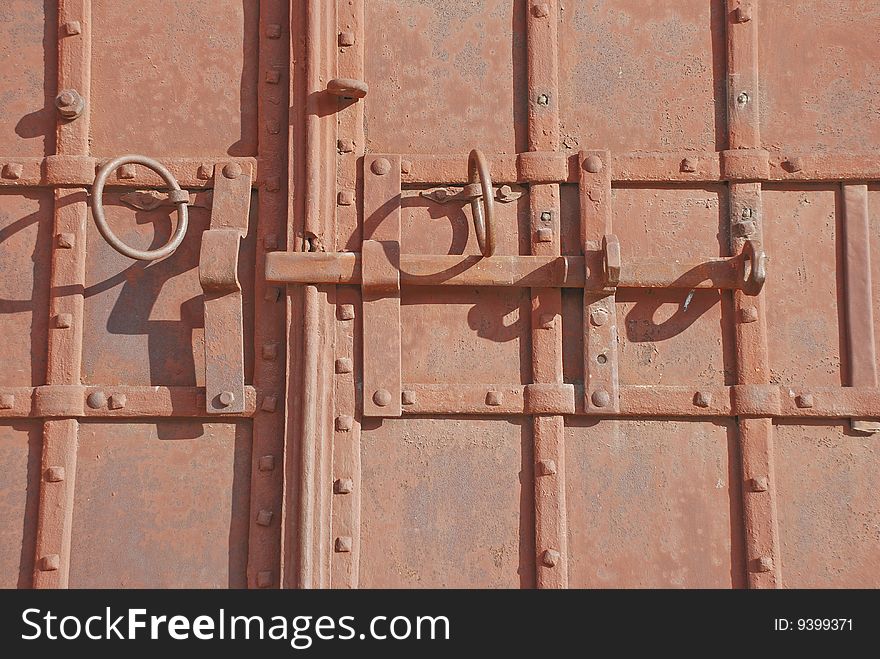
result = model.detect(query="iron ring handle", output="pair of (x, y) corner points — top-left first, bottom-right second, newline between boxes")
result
(92, 155), (189, 261)
(740, 239), (767, 296)
(468, 149), (496, 257)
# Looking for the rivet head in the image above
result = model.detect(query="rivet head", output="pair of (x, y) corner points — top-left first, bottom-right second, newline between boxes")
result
(258, 455), (275, 472)
(537, 459), (557, 476)
(401, 390), (417, 405)
(256, 509), (274, 527)
(536, 93), (550, 106)
(784, 157), (803, 173)
(86, 391), (107, 409)
(40, 555), (60, 572)
(55, 89), (85, 119)
(338, 31), (355, 46)
(54, 313), (73, 329)
(265, 70), (281, 84)
(56, 233), (75, 249)
(116, 163), (135, 179)
(584, 155), (603, 173)
(2, 163), (23, 179)
(400, 159), (413, 175)
(45, 466), (65, 482)
(62, 21), (82, 36)
(0, 393), (14, 409)
(740, 306), (759, 323)
(540, 211), (552, 222)
(754, 556), (774, 573)
(591, 389), (611, 408)
(751, 476), (769, 492)
(542, 549), (560, 567)
(335, 536), (353, 553)
(218, 391), (236, 407)
(108, 393), (127, 410)
(337, 189), (355, 206)
(531, 3), (550, 17)
(261, 395), (278, 413)
(735, 5), (752, 22)
(223, 162), (242, 179)
(336, 415), (353, 432)
(536, 227), (553, 243)
(256, 571), (273, 588)
(589, 308), (609, 326)
(373, 389), (392, 407)
(334, 478), (354, 494)
(795, 393), (814, 409)
(486, 390), (503, 406)
(262, 343), (278, 361)
(335, 358), (353, 374)
(680, 158), (697, 173)
(371, 158), (391, 176)
(197, 163), (213, 180)
(694, 391), (712, 408)
(338, 304), (355, 320)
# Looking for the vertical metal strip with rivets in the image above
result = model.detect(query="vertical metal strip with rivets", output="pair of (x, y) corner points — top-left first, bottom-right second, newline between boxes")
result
(246, 0), (289, 590)
(33, 0), (92, 589)
(841, 185), (879, 434)
(527, 0), (567, 588)
(330, 0), (365, 588)
(727, 0), (782, 588)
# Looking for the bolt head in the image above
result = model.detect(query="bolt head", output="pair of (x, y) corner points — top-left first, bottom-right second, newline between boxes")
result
(86, 391), (107, 409)
(337, 189), (355, 206)
(338, 304), (355, 320)
(0, 393), (14, 409)
(334, 478), (354, 494)
(737, 91), (750, 105)
(536, 93), (550, 106)
(256, 509), (274, 526)
(402, 390), (417, 406)
(218, 391), (235, 407)
(54, 313), (73, 329)
(735, 5), (752, 22)
(373, 389), (393, 407)
(591, 389), (611, 408)
(336, 415), (353, 432)
(262, 343), (279, 361)
(694, 391), (712, 408)
(258, 455), (275, 472)
(265, 70), (281, 84)
(40, 554), (60, 571)
(2, 163), (23, 179)
(486, 390), (503, 406)
(63, 21), (82, 36)
(197, 163), (213, 180)
(335, 536), (353, 553)
(56, 233), (75, 249)
(400, 159), (413, 175)
(680, 158), (697, 173)
(795, 393), (814, 409)
(261, 395), (278, 412)
(55, 89), (85, 119)
(532, 3), (550, 18)
(45, 466), (65, 482)
(584, 155), (604, 173)
(108, 393), (127, 410)
(751, 476), (769, 492)
(589, 308), (609, 326)
(540, 211), (552, 222)
(784, 157), (804, 173)
(338, 31), (355, 46)
(335, 358), (353, 374)
(537, 459), (557, 476)
(754, 556), (774, 573)
(371, 157), (392, 175)
(536, 227), (553, 243)
(542, 549), (560, 567)
(740, 306), (759, 323)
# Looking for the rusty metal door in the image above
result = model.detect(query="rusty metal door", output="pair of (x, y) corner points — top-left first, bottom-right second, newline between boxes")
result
(2, 1), (878, 590)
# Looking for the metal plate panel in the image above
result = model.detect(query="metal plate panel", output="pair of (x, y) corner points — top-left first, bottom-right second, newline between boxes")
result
(0, 422), (40, 588)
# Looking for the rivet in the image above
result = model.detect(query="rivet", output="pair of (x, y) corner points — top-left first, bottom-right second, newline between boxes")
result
(371, 157), (392, 175)
(335, 536), (353, 553)
(256, 509), (274, 526)
(261, 395), (278, 413)
(108, 393), (127, 410)
(335, 358), (353, 374)
(256, 570), (273, 588)
(62, 21), (82, 36)
(265, 24), (281, 39)
(531, 3), (550, 18)
(262, 343), (278, 361)
(694, 391), (712, 408)
(56, 233), (75, 249)
(223, 162), (242, 179)
(542, 549), (560, 567)
(784, 157), (803, 173)
(536, 93), (550, 106)
(538, 313), (555, 329)
(795, 393), (814, 409)
(740, 306), (759, 323)
(86, 391), (107, 409)
(735, 5), (752, 22)
(218, 391), (236, 407)
(540, 211), (552, 222)
(584, 155), (603, 173)
(336, 415), (353, 432)
(54, 313), (73, 329)
(55, 89), (85, 119)
(337, 139), (355, 154)
(263, 234), (278, 250)
(537, 459), (557, 476)
(741, 207), (754, 220)
(334, 478), (354, 494)
(265, 176), (280, 192)
(737, 91), (750, 105)
(536, 227), (553, 243)
(338, 304), (355, 320)
(2, 163), (23, 179)
(197, 163), (213, 180)
(0, 393), (14, 410)
(591, 389), (611, 408)
(751, 476), (769, 492)
(265, 70), (281, 84)
(400, 159), (413, 175)
(754, 556), (774, 573)
(486, 390), (503, 406)
(40, 555), (60, 572)
(266, 120), (280, 135)
(258, 455), (275, 472)
(680, 158), (697, 173)
(373, 389), (392, 407)
(116, 164), (136, 180)
(402, 390), (416, 406)
(589, 308), (609, 326)
(337, 189), (355, 206)
(45, 466), (65, 482)
(338, 31), (355, 46)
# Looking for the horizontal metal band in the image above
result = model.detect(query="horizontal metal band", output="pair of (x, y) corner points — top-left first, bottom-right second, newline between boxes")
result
(0, 386), (258, 418)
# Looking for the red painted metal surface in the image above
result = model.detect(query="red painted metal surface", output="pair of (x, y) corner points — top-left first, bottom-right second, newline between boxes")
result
(0, 0), (878, 589)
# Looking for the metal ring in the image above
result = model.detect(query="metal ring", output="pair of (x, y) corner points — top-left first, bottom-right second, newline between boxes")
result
(92, 155), (189, 261)
(740, 239), (767, 296)
(468, 149), (496, 257)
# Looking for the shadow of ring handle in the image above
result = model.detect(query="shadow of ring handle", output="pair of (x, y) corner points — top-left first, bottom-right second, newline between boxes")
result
(740, 239), (767, 296)
(91, 155), (189, 261)
(468, 149), (496, 257)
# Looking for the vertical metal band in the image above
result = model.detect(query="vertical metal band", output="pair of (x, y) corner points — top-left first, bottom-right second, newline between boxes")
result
(527, 0), (567, 588)
(842, 185), (879, 434)
(33, 0), (92, 589)
(726, 0), (760, 149)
